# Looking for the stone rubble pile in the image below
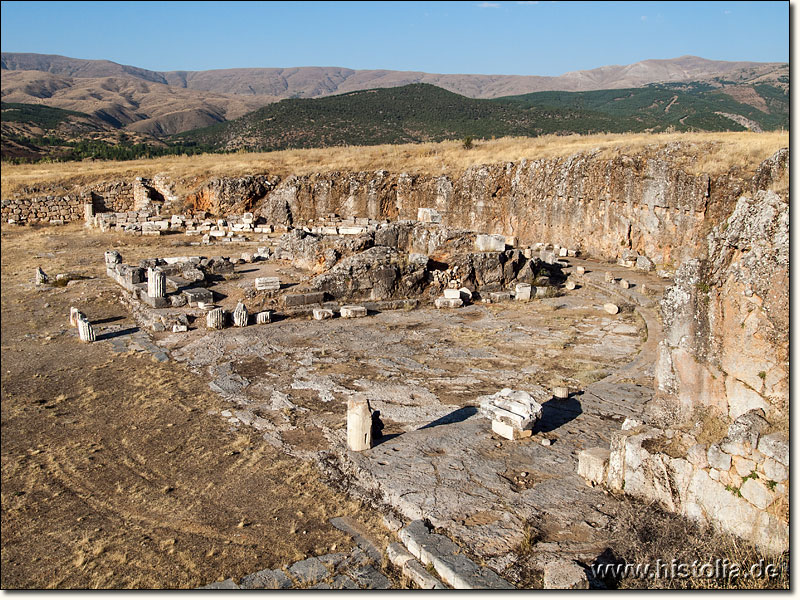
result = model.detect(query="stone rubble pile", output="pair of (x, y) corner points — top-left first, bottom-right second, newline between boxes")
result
(478, 388), (544, 441)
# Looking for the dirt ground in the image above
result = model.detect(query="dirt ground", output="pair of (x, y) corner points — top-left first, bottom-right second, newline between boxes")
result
(0, 224), (383, 589)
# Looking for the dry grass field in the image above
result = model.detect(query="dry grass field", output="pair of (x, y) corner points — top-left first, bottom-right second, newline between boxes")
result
(1, 131), (788, 197)
(0, 224), (386, 589)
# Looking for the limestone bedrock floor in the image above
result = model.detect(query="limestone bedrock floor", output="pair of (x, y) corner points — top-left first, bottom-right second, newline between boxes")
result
(161, 262), (666, 568)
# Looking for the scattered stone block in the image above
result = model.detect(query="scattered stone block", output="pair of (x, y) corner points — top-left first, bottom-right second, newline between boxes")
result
(435, 297), (463, 309)
(602, 303), (619, 315)
(559, 247), (568, 257)
(576, 266), (585, 275)
(619, 278), (630, 289)
(77, 317), (96, 343)
(489, 291), (513, 303)
(313, 308), (334, 320)
(347, 398), (373, 451)
(255, 310), (272, 324)
(254, 276), (280, 291)
(475, 234), (506, 252)
(578, 447), (610, 486)
(35, 266), (49, 285)
(458, 287), (473, 302)
(232, 302), (248, 327)
(479, 388), (543, 441)
(443, 288), (462, 299)
(515, 283), (532, 301)
(565, 280), (576, 290)
(183, 287), (213, 307)
(504, 235), (517, 247)
(604, 271), (614, 283)
(340, 305), (367, 318)
(535, 286), (549, 298)
(206, 307), (225, 329)
(284, 291), (325, 307)
(172, 324), (188, 333)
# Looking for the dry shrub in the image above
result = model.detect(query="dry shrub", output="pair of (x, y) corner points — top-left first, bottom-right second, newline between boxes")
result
(603, 497), (788, 589)
(2, 131), (788, 197)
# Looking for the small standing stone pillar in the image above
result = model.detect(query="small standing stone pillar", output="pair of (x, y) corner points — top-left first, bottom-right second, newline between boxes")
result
(69, 307), (86, 327)
(347, 398), (373, 451)
(84, 203), (95, 223)
(206, 307), (226, 329)
(604, 271), (614, 283)
(77, 317), (96, 343)
(232, 302), (248, 327)
(105, 250), (122, 267)
(147, 267), (166, 298)
(35, 267), (49, 285)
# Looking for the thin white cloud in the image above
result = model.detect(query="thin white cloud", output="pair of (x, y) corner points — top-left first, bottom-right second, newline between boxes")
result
(478, 1), (500, 7)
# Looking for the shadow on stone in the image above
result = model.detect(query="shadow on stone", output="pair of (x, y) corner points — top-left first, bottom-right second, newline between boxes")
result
(97, 327), (140, 341)
(92, 315), (125, 325)
(532, 396), (582, 434)
(418, 406), (478, 430)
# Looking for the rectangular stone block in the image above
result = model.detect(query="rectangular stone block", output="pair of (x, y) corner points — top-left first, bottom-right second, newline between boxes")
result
(313, 308), (334, 320)
(284, 291), (325, 307)
(515, 283), (532, 301)
(577, 447), (611, 486)
(435, 297), (463, 309)
(254, 276), (281, 291)
(475, 234), (506, 252)
(183, 287), (213, 307)
(443, 288), (462, 299)
(340, 305), (367, 318)
(489, 291), (513, 303)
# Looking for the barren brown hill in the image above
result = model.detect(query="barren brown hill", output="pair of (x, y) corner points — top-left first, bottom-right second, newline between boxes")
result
(3, 52), (787, 99)
(1, 70), (272, 135)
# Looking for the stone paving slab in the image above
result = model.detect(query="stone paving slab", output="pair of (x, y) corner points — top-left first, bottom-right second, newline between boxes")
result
(347, 563), (392, 589)
(199, 578), (239, 589)
(399, 520), (513, 589)
(288, 556), (329, 585)
(238, 568), (292, 590)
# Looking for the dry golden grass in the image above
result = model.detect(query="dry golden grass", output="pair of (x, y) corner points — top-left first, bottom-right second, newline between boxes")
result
(1, 131), (788, 197)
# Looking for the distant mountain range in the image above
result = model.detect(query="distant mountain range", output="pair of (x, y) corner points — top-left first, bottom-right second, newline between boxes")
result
(0, 52), (788, 161)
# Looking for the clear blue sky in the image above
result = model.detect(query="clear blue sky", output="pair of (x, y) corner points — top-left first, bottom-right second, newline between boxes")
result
(0, 1), (789, 75)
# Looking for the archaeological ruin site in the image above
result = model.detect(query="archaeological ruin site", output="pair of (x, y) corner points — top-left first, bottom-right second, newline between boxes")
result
(1, 139), (789, 589)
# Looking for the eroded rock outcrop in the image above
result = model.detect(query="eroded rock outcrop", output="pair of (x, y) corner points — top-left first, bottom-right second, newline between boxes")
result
(654, 189), (789, 423)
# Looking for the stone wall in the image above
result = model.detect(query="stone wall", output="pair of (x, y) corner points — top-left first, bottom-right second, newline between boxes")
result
(653, 188), (789, 424)
(179, 150), (775, 267)
(2, 180), (133, 224)
(604, 416), (788, 554)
